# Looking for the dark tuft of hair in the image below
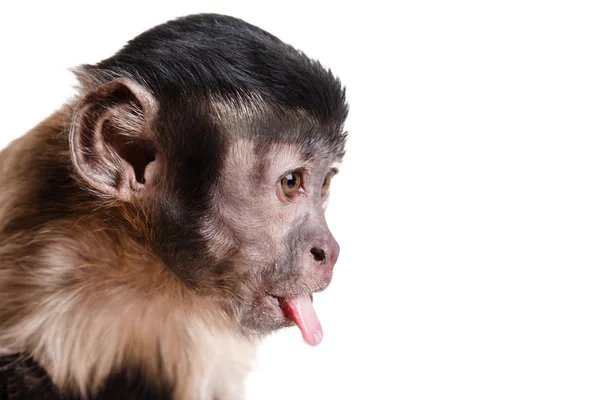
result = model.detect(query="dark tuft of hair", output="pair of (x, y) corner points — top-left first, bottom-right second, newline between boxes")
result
(81, 14), (348, 128)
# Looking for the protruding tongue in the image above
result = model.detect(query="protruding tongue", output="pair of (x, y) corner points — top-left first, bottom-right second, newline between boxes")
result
(280, 294), (323, 346)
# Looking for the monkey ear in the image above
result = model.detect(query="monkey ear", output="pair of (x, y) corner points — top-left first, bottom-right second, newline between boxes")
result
(69, 78), (162, 201)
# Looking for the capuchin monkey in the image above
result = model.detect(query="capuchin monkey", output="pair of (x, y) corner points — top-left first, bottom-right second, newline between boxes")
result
(0, 14), (347, 400)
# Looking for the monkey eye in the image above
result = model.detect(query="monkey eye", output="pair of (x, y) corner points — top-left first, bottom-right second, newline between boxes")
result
(281, 171), (302, 198)
(321, 172), (334, 197)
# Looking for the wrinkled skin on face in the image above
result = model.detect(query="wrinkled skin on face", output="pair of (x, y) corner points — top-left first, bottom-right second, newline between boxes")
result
(211, 139), (341, 344)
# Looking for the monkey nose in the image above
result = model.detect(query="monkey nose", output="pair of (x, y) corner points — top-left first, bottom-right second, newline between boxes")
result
(309, 236), (340, 269)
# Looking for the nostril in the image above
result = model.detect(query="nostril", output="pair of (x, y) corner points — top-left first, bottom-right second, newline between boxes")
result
(310, 247), (326, 263)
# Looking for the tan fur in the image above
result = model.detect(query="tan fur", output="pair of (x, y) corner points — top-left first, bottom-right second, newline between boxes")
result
(210, 94), (320, 140)
(0, 113), (256, 399)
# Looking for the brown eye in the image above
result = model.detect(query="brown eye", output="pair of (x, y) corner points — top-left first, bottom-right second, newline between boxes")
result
(321, 173), (333, 197)
(281, 172), (302, 198)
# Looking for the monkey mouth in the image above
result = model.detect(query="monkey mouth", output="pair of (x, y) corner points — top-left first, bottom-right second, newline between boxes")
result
(267, 293), (322, 346)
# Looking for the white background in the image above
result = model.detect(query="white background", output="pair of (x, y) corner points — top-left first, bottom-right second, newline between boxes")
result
(1, 1), (599, 399)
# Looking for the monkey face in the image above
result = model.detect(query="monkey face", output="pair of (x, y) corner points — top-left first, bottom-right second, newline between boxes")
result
(212, 140), (341, 345)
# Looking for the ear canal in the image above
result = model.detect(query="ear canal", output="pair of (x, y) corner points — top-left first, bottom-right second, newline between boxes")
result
(101, 109), (157, 185)
(69, 78), (161, 201)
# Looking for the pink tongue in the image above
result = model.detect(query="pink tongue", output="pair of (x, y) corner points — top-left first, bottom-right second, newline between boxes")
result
(280, 294), (323, 346)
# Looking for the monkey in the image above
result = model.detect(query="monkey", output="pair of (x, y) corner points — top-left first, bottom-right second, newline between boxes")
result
(0, 13), (347, 400)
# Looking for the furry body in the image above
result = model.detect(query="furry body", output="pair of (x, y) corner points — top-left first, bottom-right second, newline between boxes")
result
(0, 14), (347, 399)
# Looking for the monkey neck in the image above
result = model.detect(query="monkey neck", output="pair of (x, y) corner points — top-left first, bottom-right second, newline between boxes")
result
(0, 109), (256, 399)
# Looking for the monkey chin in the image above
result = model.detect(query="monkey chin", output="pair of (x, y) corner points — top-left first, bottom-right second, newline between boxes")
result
(242, 292), (323, 346)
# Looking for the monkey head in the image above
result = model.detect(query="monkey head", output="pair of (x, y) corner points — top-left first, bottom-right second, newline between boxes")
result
(68, 15), (348, 346)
